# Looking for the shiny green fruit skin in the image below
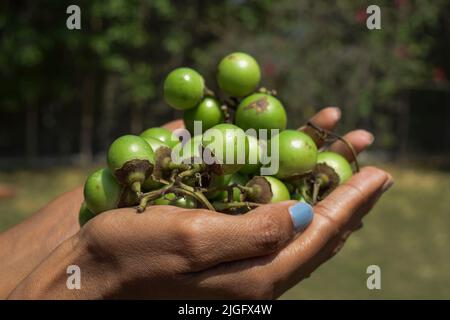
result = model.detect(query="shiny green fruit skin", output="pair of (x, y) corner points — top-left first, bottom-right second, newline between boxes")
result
(239, 135), (261, 174)
(274, 130), (318, 179)
(183, 97), (224, 135)
(176, 135), (203, 163)
(78, 202), (96, 226)
(140, 127), (178, 148)
(107, 135), (155, 184)
(202, 123), (248, 175)
(317, 151), (353, 183)
(164, 67), (204, 110)
(265, 176), (291, 203)
(217, 52), (261, 97)
(206, 174), (232, 199)
(235, 93), (287, 133)
(83, 168), (121, 214)
(154, 193), (196, 208)
(141, 135), (169, 153)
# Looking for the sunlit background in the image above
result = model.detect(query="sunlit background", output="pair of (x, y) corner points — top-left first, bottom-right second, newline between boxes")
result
(1, 0), (449, 299)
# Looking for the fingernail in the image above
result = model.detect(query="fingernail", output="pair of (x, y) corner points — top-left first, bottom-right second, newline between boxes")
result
(331, 107), (341, 120)
(289, 202), (314, 232)
(382, 179), (394, 193)
(365, 131), (375, 145)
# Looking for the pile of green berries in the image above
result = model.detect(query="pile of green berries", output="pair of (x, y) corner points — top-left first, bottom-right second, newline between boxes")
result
(79, 52), (358, 226)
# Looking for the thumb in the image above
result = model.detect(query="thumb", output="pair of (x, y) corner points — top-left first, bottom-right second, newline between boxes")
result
(182, 201), (314, 269)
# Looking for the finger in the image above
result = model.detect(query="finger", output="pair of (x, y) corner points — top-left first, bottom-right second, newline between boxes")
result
(299, 107), (341, 146)
(162, 119), (185, 131)
(328, 129), (374, 161)
(193, 167), (392, 297)
(178, 201), (313, 271)
(313, 166), (390, 231)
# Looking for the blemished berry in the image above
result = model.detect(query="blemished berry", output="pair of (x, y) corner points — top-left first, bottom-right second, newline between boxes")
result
(317, 151), (353, 183)
(107, 135), (155, 193)
(235, 93), (287, 134)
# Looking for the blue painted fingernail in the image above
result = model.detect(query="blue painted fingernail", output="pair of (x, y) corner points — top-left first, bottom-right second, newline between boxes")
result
(289, 202), (314, 232)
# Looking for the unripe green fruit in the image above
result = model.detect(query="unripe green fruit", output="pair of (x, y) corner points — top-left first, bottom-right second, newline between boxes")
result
(235, 93), (287, 133)
(141, 136), (169, 153)
(140, 127), (178, 148)
(202, 123), (248, 175)
(264, 176), (291, 203)
(83, 168), (121, 214)
(78, 202), (96, 226)
(245, 176), (290, 203)
(239, 135), (262, 174)
(107, 135), (155, 193)
(317, 151), (353, 183)
(214, 172), (249, 202)
(206, 174), (232, 199)
(217, 52), (261, 97)
(274, 130), (318, 179)
(164, 67), (204, 110)
(183, 97), (224, 135)
(154, 193), (196, 208)
(177, 135), (203, 164)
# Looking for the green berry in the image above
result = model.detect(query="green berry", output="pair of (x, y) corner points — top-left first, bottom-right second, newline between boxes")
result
(183, 97), (224, 135)
(107, 135), (155, 193)
(245, 176), (290, 203)
(217, 52), (261, 97)
(265, 176), (291, 203)
(78, 202), (96, 226)
(206, 174), (232, 199)
(317, 151), (353, 183)
(83, 168), (121, 214)
(164, 67), (204, 110)
(154, 193), (196, 208)
(235, 93), (287, 133)
(140, 127), (178, 148)
(274, 130), (318, 179)
(239, 135), (262, 174)
(202, 123), (249, 175)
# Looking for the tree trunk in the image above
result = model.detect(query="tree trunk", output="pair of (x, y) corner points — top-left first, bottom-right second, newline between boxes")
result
(80, 75), (94, 164)
(130, 102), (143, 134)
(99, 75), (119, 151)
(25, 103), (38, 166)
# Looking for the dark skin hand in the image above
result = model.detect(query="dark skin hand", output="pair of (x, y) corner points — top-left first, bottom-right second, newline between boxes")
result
(0, 107), (393, 299)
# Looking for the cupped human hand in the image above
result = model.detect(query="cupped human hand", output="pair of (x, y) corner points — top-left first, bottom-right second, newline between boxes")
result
(8, 107), (392, 299)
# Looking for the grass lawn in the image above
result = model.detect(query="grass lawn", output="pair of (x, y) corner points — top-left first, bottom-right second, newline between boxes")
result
(0, 164), (449, 299)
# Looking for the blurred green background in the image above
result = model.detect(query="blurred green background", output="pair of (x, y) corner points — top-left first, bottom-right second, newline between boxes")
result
(1, 0), (449, 299)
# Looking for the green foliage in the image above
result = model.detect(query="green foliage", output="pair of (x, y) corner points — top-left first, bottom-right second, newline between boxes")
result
(0, 0), (447, 153)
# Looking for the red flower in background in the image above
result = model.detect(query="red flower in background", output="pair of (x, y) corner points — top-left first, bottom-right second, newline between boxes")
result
(433, 67), (447, 83)
(354, 9), (367, 24)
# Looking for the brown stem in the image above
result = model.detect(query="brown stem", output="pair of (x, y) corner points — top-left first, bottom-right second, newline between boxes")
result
(213, 201), (261, 211)
(305, 121), (360, 172)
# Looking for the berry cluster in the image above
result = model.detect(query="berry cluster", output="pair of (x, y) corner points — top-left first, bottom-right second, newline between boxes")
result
(79, 52), (358, 226)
